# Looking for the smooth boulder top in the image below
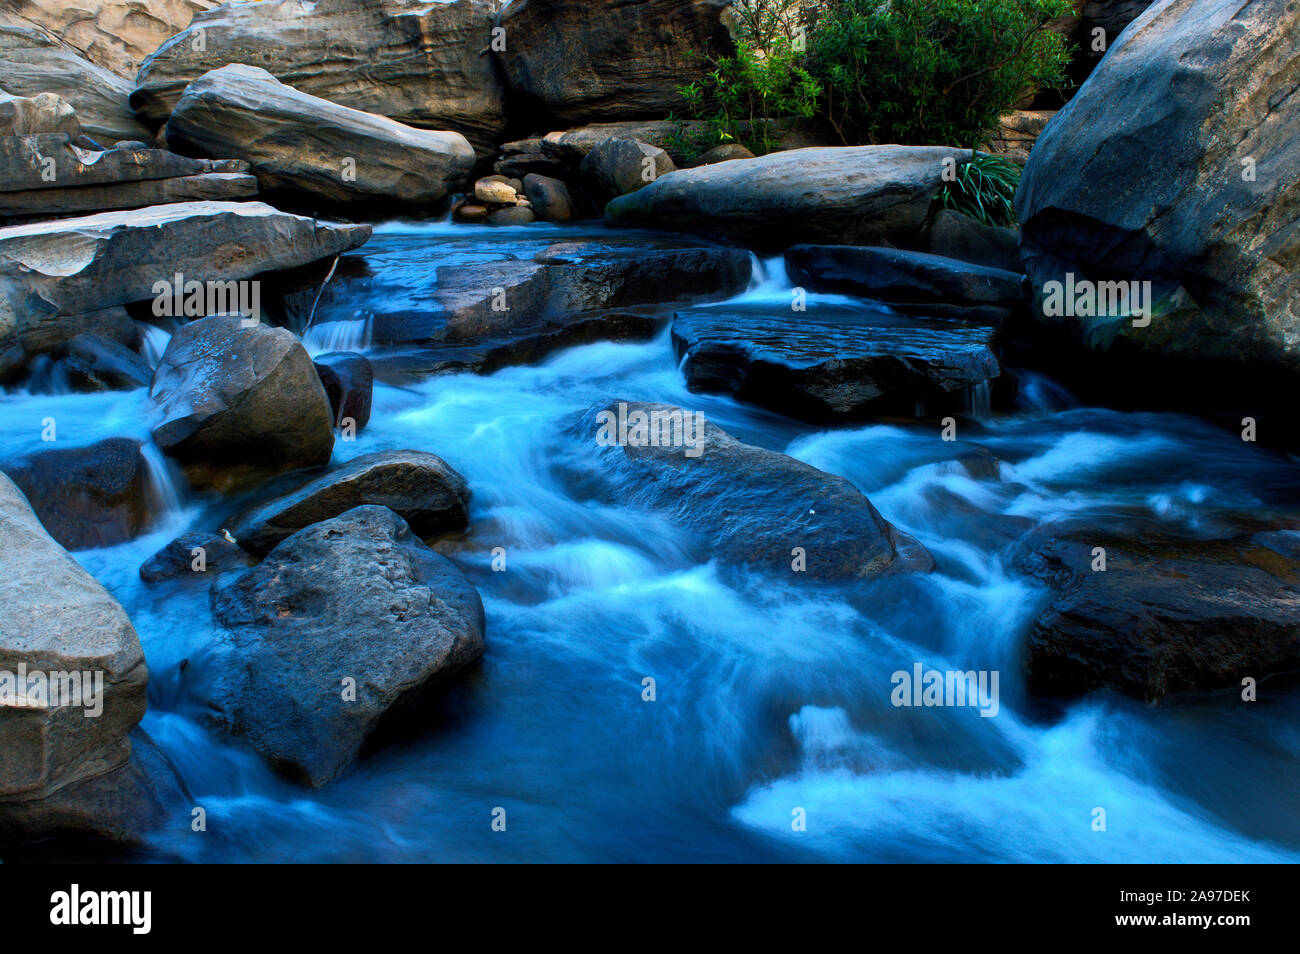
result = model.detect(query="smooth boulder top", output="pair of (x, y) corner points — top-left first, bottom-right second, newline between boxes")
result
(785, 245), (1028, 306)
(605, 145), (972, 250)
(164, 64), (476, 209)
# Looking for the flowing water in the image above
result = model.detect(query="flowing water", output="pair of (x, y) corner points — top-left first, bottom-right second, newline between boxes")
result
(5, 221), (1299, 862)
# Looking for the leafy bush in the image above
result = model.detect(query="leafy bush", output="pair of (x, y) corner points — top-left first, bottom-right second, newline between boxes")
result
(938, 153), (1022, 227)
(674, 0), (821, 157)
(807, 0), (1074, 148)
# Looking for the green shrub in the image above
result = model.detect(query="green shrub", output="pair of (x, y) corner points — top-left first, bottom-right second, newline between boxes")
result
(938, 152), (1022, 228)
(674, 0), (821, 157)
(807, 0), (1074, 149)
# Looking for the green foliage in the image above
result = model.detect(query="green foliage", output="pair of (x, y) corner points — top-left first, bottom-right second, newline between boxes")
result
(673, 0), (821, 157)
(938, 152), (1022, 227)
(806, 0), (1074, 148)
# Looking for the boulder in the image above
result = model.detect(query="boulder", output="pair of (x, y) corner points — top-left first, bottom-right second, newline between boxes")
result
(0, 472), (151, 837)
(0, 201), (370, 379)
(693, 143), (754, 166)
(474, 178), (519, 205)
(0, 133), (249, 194)
(927, 209), (1022, 274)
(496, 0), (734, 126)
(201, 505), (486, 787)
(132, 0), (509, 157)
(541, 120), (709, 165)
(605, 146), (971, 250)
(50, 333), (152, 392)
(0, 172), (260, 219)
(672, 302), (1002, 421)
(0, 17), (151, 144)
(0, 91), (79, 137)
(148, 315), (335, 489)
(1015, 0), (1300, 380)
(567, 401), (932, 579)
(579, 138), (675, 208)
(522, 173), (576, 222)
(2, 438), (151, 550)
(312, 351), (373, 432)
(1, 306), (135, 381)
(163, 65), (476, 212)
(3, 0), (216, 79)
(1016, 523), (1300, 701)
(487, 206), (535, 226)
(231, 450), (471, 557)
(139, 530), (251, 584)
(785, 246), (1027, 307)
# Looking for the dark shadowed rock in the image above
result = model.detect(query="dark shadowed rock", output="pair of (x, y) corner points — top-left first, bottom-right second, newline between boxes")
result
(313, 351), (373, 432)
(1015, 0), (1300, 380)
(522, 173), (576, 222)
(692, 143), (754, 166)
(567, 401), (932, 579)
(202, 505), (485, 787)
(495, 0), (733, 126)
(139, 530), (252, 584)
(2, 437), (151, 550)
(928, 210), (1022, 273)
(786, 245), (1027, 307)
(132, 0), (508, 157)
(164, 65), (475, 212)
(53, 334), (152, 392)
(1015, 522), (1300, 701)
(148, 315), (334, 490)
(673, 302), (1002, 421)
(231, 450), (470, 557)
(606, 146), (971, 250)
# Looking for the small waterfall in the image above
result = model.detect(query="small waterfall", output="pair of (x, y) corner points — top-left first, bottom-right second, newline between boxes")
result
(965, 380), (993, 421)
(140, 441), (187, 526)
(303, 315), (373, 356)
(20, 355), (74, 395)
(743, 253), (792, 297)
(140, 325), (174, 369)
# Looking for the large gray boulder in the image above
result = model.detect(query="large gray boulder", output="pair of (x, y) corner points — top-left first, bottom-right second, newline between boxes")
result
(0, 473), (156, 839)
(231, 450), (471, 557)
(0, 91), (80, 137)
(132, 0), (508, 157)
(201, 505), (486, 787)
(148, 315), (335, 490)
(785, 246), (1027, 307)
(579, 138), (675, 209)
(0, 17), (151, 144)
(164, 65), (476, 212)
(495, 0), (733, 126)
(0, 201), (370, 378)
(567, 401), (932, 580)
(605, 146), (971, 250)
(1016, 0), (1300, 379)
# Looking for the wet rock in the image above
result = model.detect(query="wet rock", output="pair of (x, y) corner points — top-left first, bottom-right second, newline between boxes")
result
(1015, 523), (1300, 701)
(579, 138), (675, 208)
(487, 206), (535, 226)
(2, 437), (151, 550)
(52, 333), (152, 392)
(132, 0), (509, 157)
(495, 0), (733, 126)
(672, 302), (1001, 421)
(139, 530), (251, 584)
(231, 450), (470, 557)
(927, 210), (1022, 274)
(605, 145), (971, 251)
(312, 351), (373, 432)
(785, 245), (1028, 307)
(148, 315), (335, 490)
(164, 65), (475, 213)
(0, 16), (151, 143)
(0, 472), (154, 840)
(522, 173), (576, 221)
(568, 401), (932, 580)
(202, 505), (486, 787)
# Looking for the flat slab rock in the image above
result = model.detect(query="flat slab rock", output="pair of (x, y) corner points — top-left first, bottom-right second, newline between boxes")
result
(785, 244), (1028, 306)
(199, 505), (485, 787)
(1015, 523), (1300, 701)
(672, 302), (1001, 421)
(566, 401), (932, 580)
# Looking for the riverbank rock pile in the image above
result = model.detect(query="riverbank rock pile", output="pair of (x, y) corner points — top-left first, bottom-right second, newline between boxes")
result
(453, 175), (535, 224)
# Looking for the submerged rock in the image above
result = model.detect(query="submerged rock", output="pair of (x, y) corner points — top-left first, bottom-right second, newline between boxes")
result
(605, 145), (971, 250)
(202, 505), (486, 787)
(2, 437), (151, 550)
(568, 401), (932, 580)
(164, 65), (476, 212)
(1016, 523), (1300, 701)
(672, 303), (1002, 421)
(231, 450), (471, 557)
(148, 315), (335, 490)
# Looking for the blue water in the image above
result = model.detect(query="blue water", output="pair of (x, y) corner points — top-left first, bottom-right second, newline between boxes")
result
(5, 222), (1298, 862)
